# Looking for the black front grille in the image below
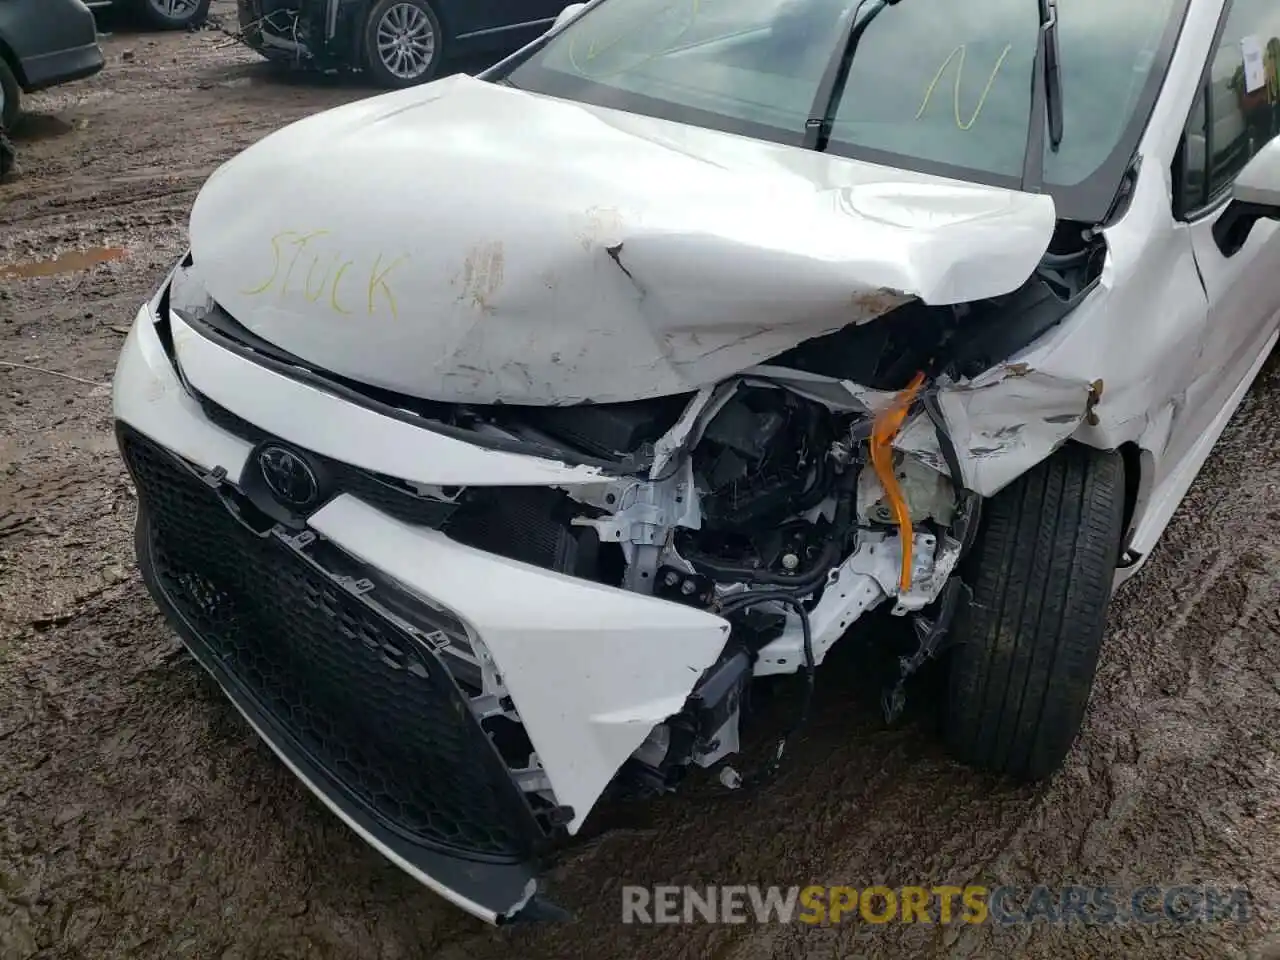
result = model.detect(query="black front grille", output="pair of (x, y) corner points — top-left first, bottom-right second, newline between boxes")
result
(194, 391), (592, 576)
(196, 392), (458, 530)
(447, 487), (588, 574)
(121, 426), (545, 861)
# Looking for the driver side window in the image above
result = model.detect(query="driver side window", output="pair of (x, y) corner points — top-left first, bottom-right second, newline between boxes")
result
(1176, 0), (1280, 217)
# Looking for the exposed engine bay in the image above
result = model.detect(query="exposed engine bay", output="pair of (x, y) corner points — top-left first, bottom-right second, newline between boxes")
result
(464, 374), (965, 796)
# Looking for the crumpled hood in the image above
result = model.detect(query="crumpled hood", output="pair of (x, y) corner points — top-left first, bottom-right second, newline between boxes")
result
(189, 74), (1056, 405)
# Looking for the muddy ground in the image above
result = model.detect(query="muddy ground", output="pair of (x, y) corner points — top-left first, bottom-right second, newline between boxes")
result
(3, 7), (1280, 958)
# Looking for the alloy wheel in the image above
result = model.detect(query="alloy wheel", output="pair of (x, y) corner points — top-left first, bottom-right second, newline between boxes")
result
(148, 0), (201, 18)
(376, 3), (438, 81)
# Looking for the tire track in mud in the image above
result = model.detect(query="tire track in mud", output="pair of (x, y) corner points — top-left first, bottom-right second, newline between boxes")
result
(4, 10), (1280, 958)
(0, 181), (204, 229)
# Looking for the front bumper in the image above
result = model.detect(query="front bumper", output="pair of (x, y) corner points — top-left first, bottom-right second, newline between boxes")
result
(9, 0), (102, 92)
(19, 42), (103, 93)
(124, 427), (546, 920)
(112, 300), (731, 921)
(236, 0), (361, 68)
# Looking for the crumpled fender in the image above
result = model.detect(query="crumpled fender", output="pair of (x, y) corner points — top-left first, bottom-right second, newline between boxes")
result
(895, 364), (1101, 497)
(748, 363), (1100, 499)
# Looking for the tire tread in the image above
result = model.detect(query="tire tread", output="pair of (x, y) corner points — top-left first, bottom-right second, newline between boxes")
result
(0, 56), (20, 130)
(946, 444), (1125, 780)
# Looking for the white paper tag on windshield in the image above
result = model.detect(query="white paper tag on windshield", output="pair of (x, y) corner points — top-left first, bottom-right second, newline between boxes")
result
(1242, 35), (1266, 93)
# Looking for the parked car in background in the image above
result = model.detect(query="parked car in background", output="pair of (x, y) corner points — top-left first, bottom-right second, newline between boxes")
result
(236, 0), (574, 87)
(0, 0), (104, 131)
(83, 0), (211, 31)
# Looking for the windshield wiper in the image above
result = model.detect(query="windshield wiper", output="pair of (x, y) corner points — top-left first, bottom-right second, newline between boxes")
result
(1021, 0), (1064, 190)
(802, 0), (903, 152)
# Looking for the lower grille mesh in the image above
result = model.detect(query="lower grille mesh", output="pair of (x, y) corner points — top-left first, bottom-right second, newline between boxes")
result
(121, 427), (542, 861)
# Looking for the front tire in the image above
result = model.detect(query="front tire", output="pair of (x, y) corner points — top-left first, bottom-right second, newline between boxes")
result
(945, 444), (1126, 781)
(137, 0), (212, 30)
(363, 0), (445, 89)
(0, 57), (21, 130)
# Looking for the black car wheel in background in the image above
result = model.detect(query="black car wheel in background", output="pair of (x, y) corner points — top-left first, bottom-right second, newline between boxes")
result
(235, 0), (566, 89)
(136, 0), (212, 30)
(363, 0), (444, 88)
(0, 57), (20, 129)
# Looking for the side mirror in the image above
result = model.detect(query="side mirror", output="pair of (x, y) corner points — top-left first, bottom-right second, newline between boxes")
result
(1234, 137), (1280, 208)
(1214, 138), (1280, 256)
(551, 3), (587, 31)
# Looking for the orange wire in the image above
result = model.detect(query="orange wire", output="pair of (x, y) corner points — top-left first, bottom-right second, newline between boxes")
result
(870, 372), (926, 592)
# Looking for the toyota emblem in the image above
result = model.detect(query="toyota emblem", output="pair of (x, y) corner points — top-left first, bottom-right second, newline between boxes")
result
(257, 444), (320, 509)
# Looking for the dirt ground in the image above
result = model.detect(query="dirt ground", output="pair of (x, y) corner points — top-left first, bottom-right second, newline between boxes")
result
(3, 7), (1280, 958)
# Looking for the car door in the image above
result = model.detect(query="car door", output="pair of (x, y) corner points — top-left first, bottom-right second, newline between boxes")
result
(1175, 0), (1280, 424)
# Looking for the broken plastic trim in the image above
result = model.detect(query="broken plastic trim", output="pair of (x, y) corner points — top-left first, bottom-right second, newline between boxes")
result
(881, 575), (970, 722)
(716, 591), (815, 788)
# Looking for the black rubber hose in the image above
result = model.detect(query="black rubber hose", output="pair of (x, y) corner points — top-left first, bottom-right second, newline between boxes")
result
(1041, 248), (1089, 268)
(922, 387), (966, 493)
(791, 453), (832, 514)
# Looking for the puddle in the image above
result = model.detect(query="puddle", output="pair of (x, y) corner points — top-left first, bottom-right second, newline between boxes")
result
(0, 247), (128, 279)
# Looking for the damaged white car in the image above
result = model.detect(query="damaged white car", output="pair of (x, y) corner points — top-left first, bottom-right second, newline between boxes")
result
(112, 0), (1280, 924)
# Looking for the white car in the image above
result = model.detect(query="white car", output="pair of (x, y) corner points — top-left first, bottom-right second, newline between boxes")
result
(112, 0), (1280, 924)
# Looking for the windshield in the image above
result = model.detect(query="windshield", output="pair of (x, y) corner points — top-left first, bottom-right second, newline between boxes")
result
(500, 0), (1188, 218)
